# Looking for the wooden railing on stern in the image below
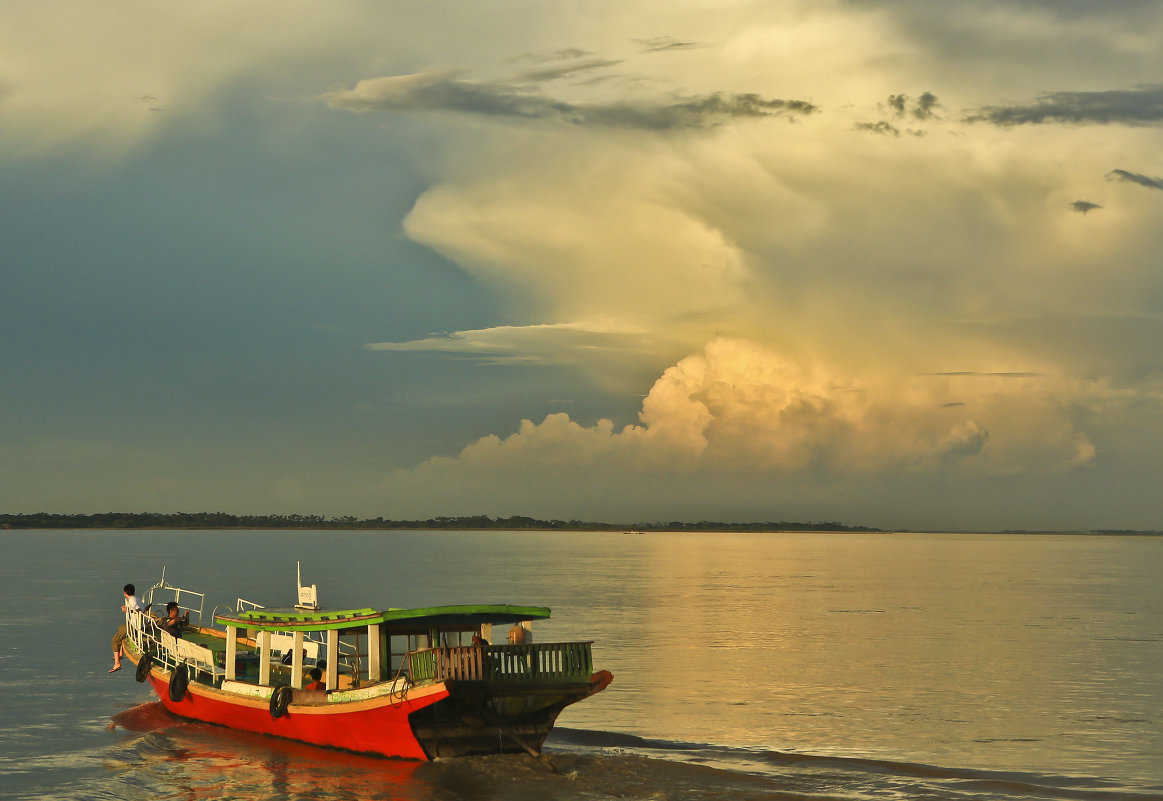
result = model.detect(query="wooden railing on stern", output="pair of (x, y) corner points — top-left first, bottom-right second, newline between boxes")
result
(408, 642), (593, 684)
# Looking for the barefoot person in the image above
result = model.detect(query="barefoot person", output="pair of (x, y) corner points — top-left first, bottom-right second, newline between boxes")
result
(110, 584), (145, 673)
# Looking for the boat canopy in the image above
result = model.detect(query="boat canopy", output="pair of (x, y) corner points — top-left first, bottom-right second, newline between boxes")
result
(215, 604), (551, 633)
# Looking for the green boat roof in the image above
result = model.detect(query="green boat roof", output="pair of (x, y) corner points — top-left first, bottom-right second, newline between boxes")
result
(215, 603), (551, 633)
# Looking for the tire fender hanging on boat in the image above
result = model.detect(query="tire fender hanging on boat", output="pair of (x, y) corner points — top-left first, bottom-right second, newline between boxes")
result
(269, 685), (292, 719)
(168, 663), (189, 703)
(135, 653), (153, 683)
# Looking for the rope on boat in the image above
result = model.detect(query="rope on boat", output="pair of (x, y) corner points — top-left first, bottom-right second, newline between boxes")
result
(388, 652), (414, 708)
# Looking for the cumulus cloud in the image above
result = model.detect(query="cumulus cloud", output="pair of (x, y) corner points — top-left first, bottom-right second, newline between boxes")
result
(1106, 168), (1163, 190)
(966, 86), (1163, 126)
(324, 69), (816, 130)
(937, 420), (989, 465)
(390, 339), (1102, 489)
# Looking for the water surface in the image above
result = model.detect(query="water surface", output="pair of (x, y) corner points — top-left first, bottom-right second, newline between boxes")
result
(1, 529), (1159, 800)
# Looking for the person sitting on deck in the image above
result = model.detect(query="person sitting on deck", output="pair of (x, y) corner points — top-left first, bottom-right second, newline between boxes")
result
(110, 583), (145, 673)
(159, 601), (189, 639)
(304, 666), (324, 691)
(507, 623), (528, 645)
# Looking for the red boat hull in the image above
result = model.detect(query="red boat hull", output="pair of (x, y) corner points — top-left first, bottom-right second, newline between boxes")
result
(145, 670), (449, 760)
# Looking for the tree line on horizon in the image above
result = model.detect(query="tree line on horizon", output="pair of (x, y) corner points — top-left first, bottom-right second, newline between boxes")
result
(0, 511), (881, 533)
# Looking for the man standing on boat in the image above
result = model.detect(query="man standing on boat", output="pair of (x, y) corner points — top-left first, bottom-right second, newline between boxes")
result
(110, 584), (144, 673)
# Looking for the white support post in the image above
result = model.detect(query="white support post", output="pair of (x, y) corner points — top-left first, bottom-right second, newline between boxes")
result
(292, 631), (305, 690)
(326, 629), (338, 690)
(258, 630), (271, 686)
(225, 625), (237, 681)
(368, 624), (381, 682)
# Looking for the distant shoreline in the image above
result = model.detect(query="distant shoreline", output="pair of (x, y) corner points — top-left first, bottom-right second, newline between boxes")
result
(0, 512), (879, 533)
(0, 512), (1159, 536)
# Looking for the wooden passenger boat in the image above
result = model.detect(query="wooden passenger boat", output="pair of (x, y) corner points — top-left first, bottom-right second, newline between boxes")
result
(122, 570), (612, 760)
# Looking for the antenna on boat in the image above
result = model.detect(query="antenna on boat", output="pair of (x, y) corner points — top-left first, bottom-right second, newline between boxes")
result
(295, 561), (318, 610)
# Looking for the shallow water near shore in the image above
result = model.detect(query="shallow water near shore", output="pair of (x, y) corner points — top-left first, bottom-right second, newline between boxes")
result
(1, 529), (1160, 800)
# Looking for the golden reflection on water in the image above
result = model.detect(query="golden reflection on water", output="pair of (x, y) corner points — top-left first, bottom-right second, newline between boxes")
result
(568, 532), (1163, 777)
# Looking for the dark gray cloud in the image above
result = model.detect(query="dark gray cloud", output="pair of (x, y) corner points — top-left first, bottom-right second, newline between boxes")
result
(966, 86), (1163, 126)
(914, 91), (939, 120)
(327, 72), (816, 130)
(516, 58), (624, 84)
(635, 36), (706, 52)
(925, 371), (1043, 378)
(887, 92), (940, 120)
(860, 92), (940, 137)
(855, 120), (900, 136)
(511, 48), (593, 64)
(1107, 168), (1163, 191)
(1071, 200), (1102, 214)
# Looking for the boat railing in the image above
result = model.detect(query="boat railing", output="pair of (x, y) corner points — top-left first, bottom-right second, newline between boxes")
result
(143, 575), (206, 629)
(235, 597), (264, 613)
(126, 609), (175, 670)
(127, 608), (225, 682)
(408, 642), (594, 685)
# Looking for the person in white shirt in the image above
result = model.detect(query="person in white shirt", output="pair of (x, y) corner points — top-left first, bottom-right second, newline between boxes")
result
(110, 583), (145, 673)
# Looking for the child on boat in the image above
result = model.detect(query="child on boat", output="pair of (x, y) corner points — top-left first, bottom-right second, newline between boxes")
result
(110, 584), (145, 673)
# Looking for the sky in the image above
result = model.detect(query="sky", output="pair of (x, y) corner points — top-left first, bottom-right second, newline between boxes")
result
(3, 1), (1162, 531)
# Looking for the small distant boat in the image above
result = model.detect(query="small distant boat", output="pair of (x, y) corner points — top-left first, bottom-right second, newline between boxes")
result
(122, 568), (612, 760)
(623, 530), (644, 535)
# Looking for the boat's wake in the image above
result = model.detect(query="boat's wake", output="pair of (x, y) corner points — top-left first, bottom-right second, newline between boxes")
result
(546, 728), (1161, 801)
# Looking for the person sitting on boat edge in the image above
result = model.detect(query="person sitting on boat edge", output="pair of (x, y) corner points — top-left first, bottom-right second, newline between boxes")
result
(159, 601), (189, 639)
(110, 583), (145, 673)
(304, 667), (324, 691)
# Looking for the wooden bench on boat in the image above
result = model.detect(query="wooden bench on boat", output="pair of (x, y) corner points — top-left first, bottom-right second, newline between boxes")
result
(160, 631), (226, 683)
